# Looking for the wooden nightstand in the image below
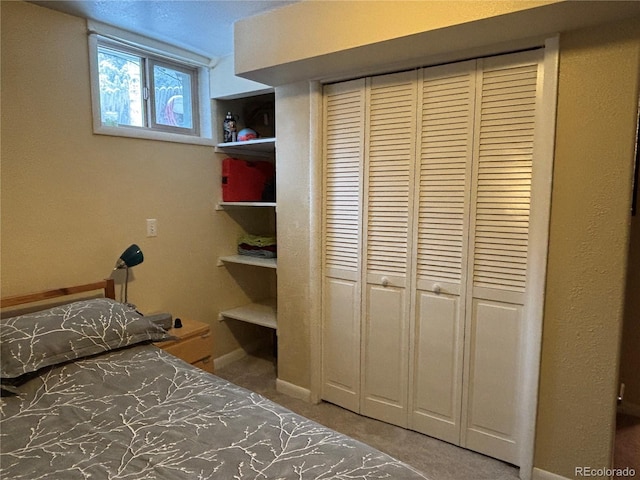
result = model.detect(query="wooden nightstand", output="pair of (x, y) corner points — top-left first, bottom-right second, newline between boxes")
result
(155, 318), (214, 373)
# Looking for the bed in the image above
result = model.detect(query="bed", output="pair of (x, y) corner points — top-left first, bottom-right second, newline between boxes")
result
(0, 280), (428, 480)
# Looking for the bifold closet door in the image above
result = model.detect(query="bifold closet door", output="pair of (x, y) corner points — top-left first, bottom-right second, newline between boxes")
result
(408, 60), (476, 445)
(360, 70), (417, 427)
(461, 49), (543, 465)
(321, 79), (365, 412)
(321, 48), (548, 467)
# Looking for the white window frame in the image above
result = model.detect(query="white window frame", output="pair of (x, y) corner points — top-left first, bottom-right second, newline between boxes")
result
(148, 57), (199, 135)
(88, 20), (213, 146)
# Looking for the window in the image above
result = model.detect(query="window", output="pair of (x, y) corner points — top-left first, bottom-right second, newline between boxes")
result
(151, 61), (196, 132)
(88, 21), (212, 145)
(97, 40), (198, 135)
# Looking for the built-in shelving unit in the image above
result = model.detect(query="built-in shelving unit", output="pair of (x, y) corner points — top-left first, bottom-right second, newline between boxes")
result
(214, 92), (278, 333)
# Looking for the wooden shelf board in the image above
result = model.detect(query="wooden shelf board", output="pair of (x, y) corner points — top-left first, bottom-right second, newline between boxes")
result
(218, 254), (277, 269)
(219, 299), (277, 330)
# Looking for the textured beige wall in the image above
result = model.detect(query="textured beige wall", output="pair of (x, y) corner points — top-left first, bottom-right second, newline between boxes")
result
(535, 19), (640, 477)
(234, 1), (640, 87)
(235, 0), (552, 72)
(274, 82), (313, 388)
(0, 1), (266, 357)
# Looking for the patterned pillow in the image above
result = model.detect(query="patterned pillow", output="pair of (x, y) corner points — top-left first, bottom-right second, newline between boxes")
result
(0, 298), (171, 379)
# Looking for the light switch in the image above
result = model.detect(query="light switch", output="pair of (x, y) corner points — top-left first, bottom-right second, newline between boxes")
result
(146, 218), (158, 237)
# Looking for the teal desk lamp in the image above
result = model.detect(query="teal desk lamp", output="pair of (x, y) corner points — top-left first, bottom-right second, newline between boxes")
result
(114, 244), (143, 304)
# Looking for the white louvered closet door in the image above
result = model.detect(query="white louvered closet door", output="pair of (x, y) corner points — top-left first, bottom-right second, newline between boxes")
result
(321, 48), (550, 468)
(321, 79), (366, 412)
(409, 60), (476, 444)
(361, 70), (417, 427)
(461, 49), (543, 465)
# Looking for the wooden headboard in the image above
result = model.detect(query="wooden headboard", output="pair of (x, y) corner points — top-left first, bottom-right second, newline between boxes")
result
(1, 279), (115, 309)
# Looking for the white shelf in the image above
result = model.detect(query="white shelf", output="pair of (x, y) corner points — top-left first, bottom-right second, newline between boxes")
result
(217, 201), (276, 209)
(218, 254), (277, 269)
(216, 137), (275, 149)
(219, 298), (277, 330)
(215, 137), (276, 157)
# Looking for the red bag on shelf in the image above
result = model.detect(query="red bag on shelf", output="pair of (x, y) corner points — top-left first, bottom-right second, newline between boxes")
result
(222, 158), (275, 202)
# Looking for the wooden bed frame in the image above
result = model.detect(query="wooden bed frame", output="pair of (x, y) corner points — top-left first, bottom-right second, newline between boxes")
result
(0, 279), (115, 308)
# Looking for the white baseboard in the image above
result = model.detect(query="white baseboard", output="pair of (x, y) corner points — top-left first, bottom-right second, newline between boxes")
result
(276, 378), (312, 402)
(213, 338), (267, 371)
(532, 468), (571, 480)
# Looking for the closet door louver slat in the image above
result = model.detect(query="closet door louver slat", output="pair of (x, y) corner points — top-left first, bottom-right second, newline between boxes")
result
(416, 64), (475, 289)
(365, 74), (415, 280)
(324, 85), (365, 275)
(472, 61), (537, 294)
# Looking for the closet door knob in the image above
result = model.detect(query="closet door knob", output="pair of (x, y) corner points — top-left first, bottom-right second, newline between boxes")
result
(381, 277), (390, 287)
(433, 284), (442, 295)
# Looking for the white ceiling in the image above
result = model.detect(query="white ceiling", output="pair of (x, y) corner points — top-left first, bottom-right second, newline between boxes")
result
(31, 0), (298, 61)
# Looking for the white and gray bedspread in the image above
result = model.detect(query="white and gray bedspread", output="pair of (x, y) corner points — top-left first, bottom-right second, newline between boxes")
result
(0, 344), (428, 479)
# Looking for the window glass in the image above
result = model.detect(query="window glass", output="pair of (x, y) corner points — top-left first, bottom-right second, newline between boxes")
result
(97, 46), (144, 127)
(153, 64), (194, 130)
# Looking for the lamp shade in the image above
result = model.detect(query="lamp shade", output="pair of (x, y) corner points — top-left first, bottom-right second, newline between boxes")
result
(116, 244), (144, 269)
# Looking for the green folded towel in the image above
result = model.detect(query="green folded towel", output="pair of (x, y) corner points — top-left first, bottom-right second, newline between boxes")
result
(237, 234), (277, 247)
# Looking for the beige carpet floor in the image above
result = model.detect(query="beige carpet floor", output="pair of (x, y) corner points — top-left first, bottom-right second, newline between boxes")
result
(215, 349), (520, 480)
